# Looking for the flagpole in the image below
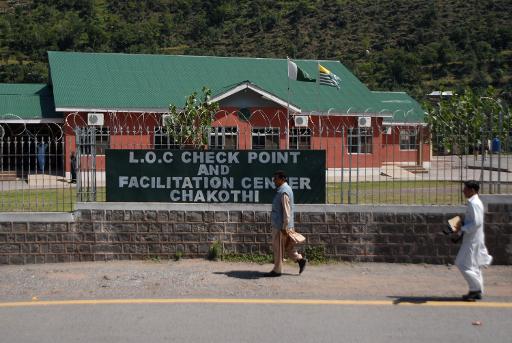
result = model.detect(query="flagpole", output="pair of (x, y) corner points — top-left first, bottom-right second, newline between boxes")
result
(317, 59), (320, 136)
(286, 57), (290, 150)
(316, 58), (320, 92)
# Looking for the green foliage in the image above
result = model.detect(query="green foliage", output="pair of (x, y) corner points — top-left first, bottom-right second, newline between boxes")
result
(304, 246), (326, 263)
(220, 252), (273, 264)
(425, 87), (511, 154)
(0, 61), (48, 83)
(166, 87), (219, 149)
(174, 251), (183, 261)
(145, 255), (162, 263)
(207, 240), (223, 261)
(0, 0), (511, 100)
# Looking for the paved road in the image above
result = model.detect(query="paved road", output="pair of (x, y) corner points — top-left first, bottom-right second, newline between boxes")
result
(1, 300), (511, 343)
(1, 260), (511, 342)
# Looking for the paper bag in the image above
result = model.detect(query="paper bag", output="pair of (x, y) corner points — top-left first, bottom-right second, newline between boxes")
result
(286, 229), (306, 244)
(447, 216), (462, 232)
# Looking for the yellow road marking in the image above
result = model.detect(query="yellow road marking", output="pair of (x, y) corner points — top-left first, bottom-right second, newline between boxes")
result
(0, 298), (511, 308)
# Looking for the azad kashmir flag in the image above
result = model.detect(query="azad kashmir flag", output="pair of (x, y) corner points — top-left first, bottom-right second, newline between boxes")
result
(318, 64), (341, 89)
(288, 59), (316, 82)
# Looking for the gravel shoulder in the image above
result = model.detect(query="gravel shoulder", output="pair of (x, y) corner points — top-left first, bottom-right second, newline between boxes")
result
(1, 260), (511, 302)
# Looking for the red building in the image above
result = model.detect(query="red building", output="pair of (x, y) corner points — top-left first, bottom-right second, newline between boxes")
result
(44, 51), (429, 178)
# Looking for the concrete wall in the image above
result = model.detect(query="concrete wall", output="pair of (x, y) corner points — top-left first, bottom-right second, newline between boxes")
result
(0, 196), (510, 265)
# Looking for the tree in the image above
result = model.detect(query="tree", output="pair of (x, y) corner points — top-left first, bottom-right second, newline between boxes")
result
(425, 87), (511, 156)
(165, 87), (219, 149)
(1, 0), (511, 95)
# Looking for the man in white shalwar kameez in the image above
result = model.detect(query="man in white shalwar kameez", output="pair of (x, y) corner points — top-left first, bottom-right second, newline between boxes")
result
(454, 180), (493, 301)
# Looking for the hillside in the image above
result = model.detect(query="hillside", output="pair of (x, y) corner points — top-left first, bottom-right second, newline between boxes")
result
(0, 0), (511, 101)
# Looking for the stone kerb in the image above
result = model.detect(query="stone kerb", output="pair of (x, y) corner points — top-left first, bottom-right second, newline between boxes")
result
(480, 195), (512, 265)
(0, 213), (76, 264)
(0, 198), (510, 265)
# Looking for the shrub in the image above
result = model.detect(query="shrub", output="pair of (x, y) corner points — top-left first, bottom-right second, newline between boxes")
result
(305, 246), (326, 263)
(208, 240), (223, 261)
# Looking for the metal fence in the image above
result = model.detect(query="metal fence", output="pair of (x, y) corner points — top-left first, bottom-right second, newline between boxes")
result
(0, 123), (75, 211)
(1, 111), (511, 211)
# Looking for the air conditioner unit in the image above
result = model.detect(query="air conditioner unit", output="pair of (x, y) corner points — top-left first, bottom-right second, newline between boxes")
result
(87, 113), (104, 126)
(162, 114), (172, 126)
(294, 115), (309, 127)
(357, 116), (371, 127)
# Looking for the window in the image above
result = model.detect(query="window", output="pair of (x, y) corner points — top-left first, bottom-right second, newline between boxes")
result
(154, 126), (178, 149)
(252, 128), (279, 149)
(348, 127), (373, 154)
(399, 129), (418, 150)
(79, 127), (110, 155)
(289, 128), (311, 150)
(209, 127), (238, 150)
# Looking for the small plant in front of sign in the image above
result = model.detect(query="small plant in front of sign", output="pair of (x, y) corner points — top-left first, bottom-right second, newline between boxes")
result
(208, 240), (223, 261)
(174, 251), (183, 261)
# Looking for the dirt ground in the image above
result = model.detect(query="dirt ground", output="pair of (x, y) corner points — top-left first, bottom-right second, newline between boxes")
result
(1, 260), (511, 302)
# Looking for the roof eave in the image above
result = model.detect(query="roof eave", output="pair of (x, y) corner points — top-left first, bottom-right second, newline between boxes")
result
(209, 82), (301, 113)
(57, 107), (170, 113)
(303, 111), (393, 117)
(0, 118), (64, 123)
(383, 122), (428, 127)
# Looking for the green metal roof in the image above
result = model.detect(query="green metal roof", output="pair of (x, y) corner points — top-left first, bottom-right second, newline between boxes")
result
(0, 83), (50, 95)
(0, 84), (59, 120)
(371, 91), (426, 124)
(48, 52), (379, 113)
(48, 51), (425, 123)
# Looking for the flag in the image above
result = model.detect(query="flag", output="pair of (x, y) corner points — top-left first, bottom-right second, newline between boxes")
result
(288, 59), (316, 82)
(318, 64), (341, 89)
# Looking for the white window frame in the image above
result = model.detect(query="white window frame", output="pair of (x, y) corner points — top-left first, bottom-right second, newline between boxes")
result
(209, 127), (238, 150)
(289, 128), (312, 150)
(80, 127), (110, 155)
(399, 128), (419, 150)
(348, 127), (373, 154)
(153, 126), (179, 149)
(251, 127), (280, 150)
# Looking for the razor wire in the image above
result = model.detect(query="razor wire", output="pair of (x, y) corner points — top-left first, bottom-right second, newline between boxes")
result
(1, 109), (511, 212)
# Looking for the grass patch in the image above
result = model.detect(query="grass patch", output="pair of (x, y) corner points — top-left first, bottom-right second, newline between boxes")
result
(221, 252), (273, 264)
(0, 187), (77, 211)
(220, 249), (334, 265)
(1, 181), (510, 212)
(0, 187), (106, 211)
(144, 255), (162, 263)
(326, 180), (465, 205)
